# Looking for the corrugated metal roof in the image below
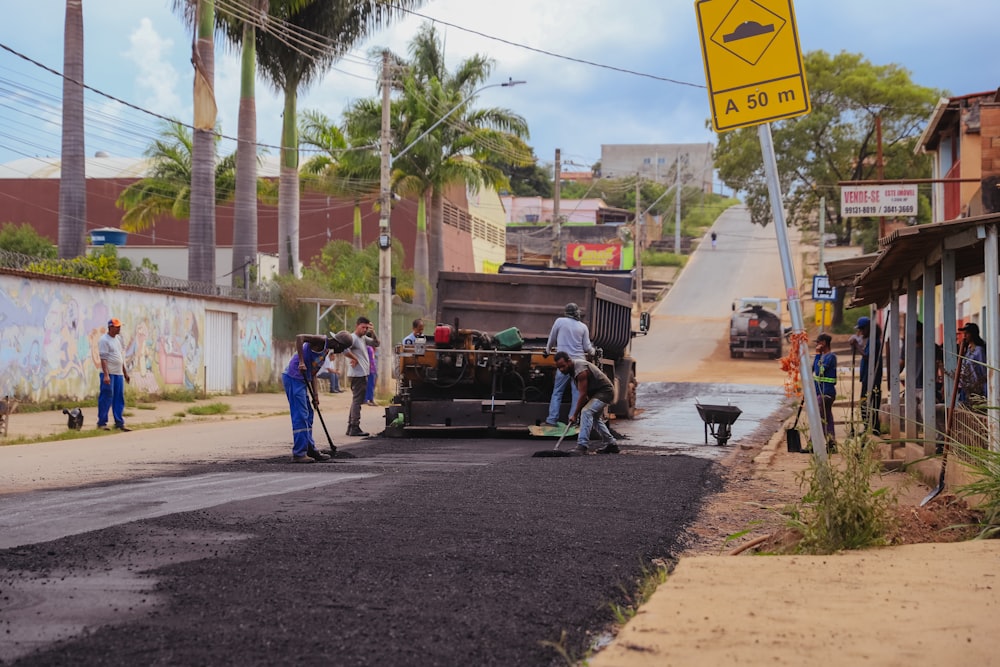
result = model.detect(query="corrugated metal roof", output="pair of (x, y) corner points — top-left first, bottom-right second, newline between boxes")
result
(849, 213), (1000, 307)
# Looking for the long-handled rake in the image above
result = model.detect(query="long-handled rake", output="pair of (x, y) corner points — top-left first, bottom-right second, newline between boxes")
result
(304, 368), (355, 459)
(921, 345), (966, 506)
(849, 346), (857, 437)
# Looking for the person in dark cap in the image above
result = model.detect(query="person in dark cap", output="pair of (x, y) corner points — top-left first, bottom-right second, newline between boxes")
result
(849, 315), (883, 434)
(812, 333), (837, 446)
(958, 322), (987, 405)
(544, 303), (596, 427)
(283, 331), (353, 462)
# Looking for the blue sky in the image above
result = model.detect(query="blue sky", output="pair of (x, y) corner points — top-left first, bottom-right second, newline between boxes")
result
(0, 0), (997, 179)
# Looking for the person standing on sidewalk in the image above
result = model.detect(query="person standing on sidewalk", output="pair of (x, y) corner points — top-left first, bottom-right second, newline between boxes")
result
(343, 316), (379, 437)
(554, 351), (618, 455)
(97, 317), (130, 432)
(544, 303), (596, 427)
(850, 316), (882, 434)
(812, 333), (838, 447)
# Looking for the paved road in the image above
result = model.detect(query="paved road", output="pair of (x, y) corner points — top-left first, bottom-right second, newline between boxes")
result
(633, 204), (800, 385)
(0, 205), (798, 664)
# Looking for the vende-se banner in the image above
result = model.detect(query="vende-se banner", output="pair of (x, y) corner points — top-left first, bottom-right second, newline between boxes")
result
(840, 184), (918, 217)
(566, 243), (622, 269)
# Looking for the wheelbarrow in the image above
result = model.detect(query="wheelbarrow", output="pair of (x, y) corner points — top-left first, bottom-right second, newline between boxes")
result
(695, 401), (742, 446)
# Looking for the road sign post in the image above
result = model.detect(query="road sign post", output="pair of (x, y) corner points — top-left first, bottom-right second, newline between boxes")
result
(696, 0), (827, 460)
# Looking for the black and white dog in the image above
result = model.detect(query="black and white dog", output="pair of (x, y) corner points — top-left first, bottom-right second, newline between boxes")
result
(62, 407), (84, 430)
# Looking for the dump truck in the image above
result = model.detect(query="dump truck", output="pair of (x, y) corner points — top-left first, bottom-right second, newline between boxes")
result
(385, 264), (648, 435)
(729, 296), (783, 359)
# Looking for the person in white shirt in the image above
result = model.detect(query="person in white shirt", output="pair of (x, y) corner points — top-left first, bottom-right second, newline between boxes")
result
(544, 303), (596, 427)
(97, 317), (131, 431)
(318, 350), (342, 393)
(343, 316), (379, 437)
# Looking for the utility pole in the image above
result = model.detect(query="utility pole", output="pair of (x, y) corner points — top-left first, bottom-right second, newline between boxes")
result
(674, 152), (682, 254)
(634, 176), (643, 313)
(551, 148), (561, 267)
(376, 50), (393, 397)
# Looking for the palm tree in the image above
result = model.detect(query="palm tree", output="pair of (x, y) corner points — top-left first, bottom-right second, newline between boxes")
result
(58, 0), (86, 259)
(374, 23), (532, 307)
(116, 122), (236, 241)
(254, 0), (423, 277)
(229, 0), (266, 288)
(188, 0), (218, 284)
(299, 108), (379, 250)
(215, 1), (317, 287)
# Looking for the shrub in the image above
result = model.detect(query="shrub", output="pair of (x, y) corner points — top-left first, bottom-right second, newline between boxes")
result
(782, 432), (897, 554)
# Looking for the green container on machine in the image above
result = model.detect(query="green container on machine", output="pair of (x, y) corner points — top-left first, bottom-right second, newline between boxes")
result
(494, 327), (524, 351)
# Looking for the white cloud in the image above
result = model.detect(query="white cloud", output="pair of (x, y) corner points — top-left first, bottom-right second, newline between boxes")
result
(123, 17), (183, 119)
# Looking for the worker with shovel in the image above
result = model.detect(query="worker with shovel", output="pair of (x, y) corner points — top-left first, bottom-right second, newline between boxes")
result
(553, 351), (619, 455)
(283, 331), (353, 463)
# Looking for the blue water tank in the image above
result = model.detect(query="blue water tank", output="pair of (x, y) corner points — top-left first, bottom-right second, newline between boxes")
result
(89, 227), (128, 246)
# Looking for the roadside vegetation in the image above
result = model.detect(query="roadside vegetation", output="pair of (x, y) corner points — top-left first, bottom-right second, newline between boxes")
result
(781, 431), (897, 553)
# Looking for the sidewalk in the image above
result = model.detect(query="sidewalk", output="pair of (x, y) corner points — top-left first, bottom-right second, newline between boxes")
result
(1, 390), (382, 443)
(0, 391), (387, 495)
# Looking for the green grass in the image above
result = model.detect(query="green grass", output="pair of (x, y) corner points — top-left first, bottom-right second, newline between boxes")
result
(955, 441), (1000, 539)
(0, 417), (186, 446)
(641, 250), (688, 267)
(186, 402), (231, 416)
(609, 559), (670, 624)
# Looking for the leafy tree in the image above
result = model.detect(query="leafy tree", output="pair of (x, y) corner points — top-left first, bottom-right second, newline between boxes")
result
(714, 50), (941, 246)
(361, 23), (533, 307)
(253, 0), (422, 277)
(115, 122), (236, 238)
(302, 238), (411, 299)
(0, 223), (58, 258)
(491, 155), (552, 197)
(299, 108), (379, 250)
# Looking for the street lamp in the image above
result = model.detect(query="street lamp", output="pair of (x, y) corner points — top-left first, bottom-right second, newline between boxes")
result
(375, 70), (526, 397)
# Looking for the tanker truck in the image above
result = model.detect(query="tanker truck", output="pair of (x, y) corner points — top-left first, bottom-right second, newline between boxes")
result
(384, 264), (648, 435)
(729, 296), (783, 359)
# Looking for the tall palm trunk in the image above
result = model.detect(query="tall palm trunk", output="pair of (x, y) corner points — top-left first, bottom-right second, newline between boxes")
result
(413, 195), (429, 308)
(428, 188), (445, 311)
(278, 84), (300, 276)
(189, 0), (217, 284)
(58, 0), (86, 259)
(353, 201), (362, 250)
(231, 13), (260, 288)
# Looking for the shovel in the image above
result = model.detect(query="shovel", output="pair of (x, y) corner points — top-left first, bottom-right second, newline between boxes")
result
(304, 367), (355, 459)
(921, 345), (966, 506)
(532, 421), (574, 458)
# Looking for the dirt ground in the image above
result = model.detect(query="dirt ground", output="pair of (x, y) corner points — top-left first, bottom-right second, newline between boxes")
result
(589, 282), (999, 667)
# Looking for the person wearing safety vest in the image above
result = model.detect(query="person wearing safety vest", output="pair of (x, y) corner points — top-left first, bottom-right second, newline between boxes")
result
(813, 333), (838, 447)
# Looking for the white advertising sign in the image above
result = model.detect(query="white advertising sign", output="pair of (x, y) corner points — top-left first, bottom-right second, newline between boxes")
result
(840, 184), (918, 217)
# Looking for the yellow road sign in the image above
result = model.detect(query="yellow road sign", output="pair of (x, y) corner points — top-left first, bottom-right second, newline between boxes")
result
(695, 0), (810, 132)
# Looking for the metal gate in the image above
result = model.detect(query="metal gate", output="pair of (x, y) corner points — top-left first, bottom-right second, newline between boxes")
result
(205, 310), (235, 393)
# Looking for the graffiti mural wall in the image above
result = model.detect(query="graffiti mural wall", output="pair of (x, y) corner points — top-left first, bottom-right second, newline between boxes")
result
(0, 273), (274, 401)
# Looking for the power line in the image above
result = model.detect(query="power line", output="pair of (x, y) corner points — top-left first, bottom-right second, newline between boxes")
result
(391, 6), (706, 89)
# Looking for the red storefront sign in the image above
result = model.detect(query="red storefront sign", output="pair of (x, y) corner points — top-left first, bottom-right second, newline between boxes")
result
(566, 243), (622, 269)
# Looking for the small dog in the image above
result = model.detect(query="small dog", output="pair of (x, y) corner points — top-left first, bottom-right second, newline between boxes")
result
(62, 407), (84, 430)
